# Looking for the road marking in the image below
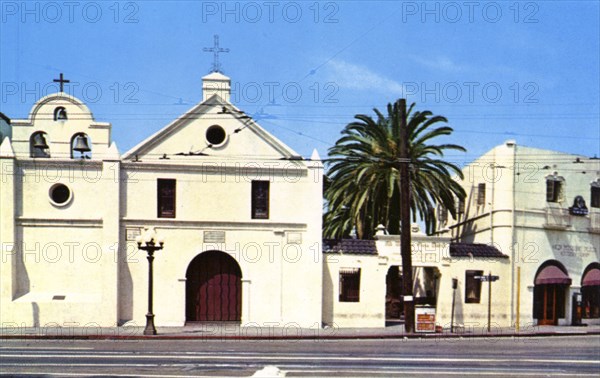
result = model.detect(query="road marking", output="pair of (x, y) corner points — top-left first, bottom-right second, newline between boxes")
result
(0, 346), (94, 350)
(1, 353), (598, 365)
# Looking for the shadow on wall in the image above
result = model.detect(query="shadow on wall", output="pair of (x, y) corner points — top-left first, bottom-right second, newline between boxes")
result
(118, 243), (134, 326)
(452, 281), (465, 327)
(14, 228), (30, 299)
(31, 302), (39, 327)
(321, 259), (334, 326)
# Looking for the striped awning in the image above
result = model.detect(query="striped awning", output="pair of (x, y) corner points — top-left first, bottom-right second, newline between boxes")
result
(535, 265), (572, 285)
(582, 268), (600, 286)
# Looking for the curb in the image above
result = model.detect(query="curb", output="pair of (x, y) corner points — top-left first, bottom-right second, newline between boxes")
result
(2, 331), (599, 341)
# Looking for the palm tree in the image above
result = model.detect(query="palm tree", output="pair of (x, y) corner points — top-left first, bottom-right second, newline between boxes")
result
(324, 99), (466, 239)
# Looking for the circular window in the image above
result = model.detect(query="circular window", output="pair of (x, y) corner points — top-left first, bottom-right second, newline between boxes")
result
(206, 125), (227, 146)
(49, 184), (72, 206)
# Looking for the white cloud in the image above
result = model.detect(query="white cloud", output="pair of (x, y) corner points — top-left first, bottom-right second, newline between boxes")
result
(326, 59), (406, 95)
(410, 55), (468, 72)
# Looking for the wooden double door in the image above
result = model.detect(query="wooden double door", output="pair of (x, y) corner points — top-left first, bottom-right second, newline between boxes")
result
(186, 251), (242, 322)
(534, 284), (566, 326)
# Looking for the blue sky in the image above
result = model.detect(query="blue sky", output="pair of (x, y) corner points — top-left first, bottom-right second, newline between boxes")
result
(1, 0), (599, 165)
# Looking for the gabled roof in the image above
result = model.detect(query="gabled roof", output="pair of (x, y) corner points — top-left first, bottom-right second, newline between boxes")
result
(122, 94), (299, 160)
(449, 243), (508, 259)
(323, 239), (378, 255)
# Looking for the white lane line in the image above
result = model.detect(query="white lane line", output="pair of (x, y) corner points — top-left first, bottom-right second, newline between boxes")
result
(1, 354), (598, 365)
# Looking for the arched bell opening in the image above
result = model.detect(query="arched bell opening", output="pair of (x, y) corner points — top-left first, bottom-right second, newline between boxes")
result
(30, 131), (50, 158)
(70, 133), (92, 159)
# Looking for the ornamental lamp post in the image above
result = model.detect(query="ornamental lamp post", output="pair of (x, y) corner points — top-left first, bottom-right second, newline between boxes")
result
(136, 227), (164, 336)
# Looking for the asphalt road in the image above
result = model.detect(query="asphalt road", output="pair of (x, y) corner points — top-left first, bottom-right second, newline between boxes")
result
(1, 335), (598, 377)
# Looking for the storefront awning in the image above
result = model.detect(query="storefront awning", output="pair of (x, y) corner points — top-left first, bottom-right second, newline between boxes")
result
(535, 265), (572, 285)
(582, 268), (600, 286)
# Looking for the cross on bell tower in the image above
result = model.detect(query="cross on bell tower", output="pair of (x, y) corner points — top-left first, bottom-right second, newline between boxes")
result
(53, 73), (70, 92)
(203, 35), (229, 73)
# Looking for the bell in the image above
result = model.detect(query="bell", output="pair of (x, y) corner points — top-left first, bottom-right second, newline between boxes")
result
(32, 133), (49, 149)
(73, 135), (91, 153)
(56, 110), (67, 120)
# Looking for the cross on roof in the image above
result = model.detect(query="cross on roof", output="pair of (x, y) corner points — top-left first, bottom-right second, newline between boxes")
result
(53, 73), (70, 92)
(203, 35), (229, 73)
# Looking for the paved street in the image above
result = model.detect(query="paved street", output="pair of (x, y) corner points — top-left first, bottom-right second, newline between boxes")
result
(1, 335), (598, 377)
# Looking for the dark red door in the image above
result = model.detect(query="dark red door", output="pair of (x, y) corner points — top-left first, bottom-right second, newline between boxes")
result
(186, 251), (242, 322)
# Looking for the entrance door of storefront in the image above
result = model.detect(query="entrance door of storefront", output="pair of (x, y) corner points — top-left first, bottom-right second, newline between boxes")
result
(533, 262), (571, 326)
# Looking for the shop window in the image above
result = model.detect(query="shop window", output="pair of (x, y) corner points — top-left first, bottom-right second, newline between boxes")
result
(465, 270), (483, 303)
(157, 179), (176, 218)
(339, 268), (361, 302)
(582, 286), (600, 318)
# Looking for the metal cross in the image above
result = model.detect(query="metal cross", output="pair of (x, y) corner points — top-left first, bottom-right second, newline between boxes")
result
(203, 35), (229, 73)
(53, 73), (70, 92)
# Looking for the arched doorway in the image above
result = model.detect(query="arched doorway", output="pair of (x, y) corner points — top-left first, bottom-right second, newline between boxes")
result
(533, 261), (571, 325)
(186, 251), (242, 322)
(385, 266), (403, 319)
(581, 263), (600, 319)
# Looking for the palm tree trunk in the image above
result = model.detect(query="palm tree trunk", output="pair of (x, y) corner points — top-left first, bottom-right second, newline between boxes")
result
(398, 98), (415, 333)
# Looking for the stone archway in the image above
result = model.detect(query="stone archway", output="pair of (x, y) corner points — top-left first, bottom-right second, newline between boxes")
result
(185, 251), (242, 322)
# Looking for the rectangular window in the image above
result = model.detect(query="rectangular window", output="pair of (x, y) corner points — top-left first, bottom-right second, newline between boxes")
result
(591, 186), (600, 208)
(465, 270), (483, 303)
(477, 183), (486, 206)
(546, 179), (563, 203)
(251, 180), (269, 219)
(339, 268), (361, 302)
(157, 179), (176, 218)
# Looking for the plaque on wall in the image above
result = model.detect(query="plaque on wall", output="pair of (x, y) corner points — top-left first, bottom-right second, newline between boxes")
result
(126, 228), (141, 241)
(204, 230), (226, 244)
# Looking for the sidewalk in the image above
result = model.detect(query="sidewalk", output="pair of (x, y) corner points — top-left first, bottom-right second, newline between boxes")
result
(1, 322), (599, 340)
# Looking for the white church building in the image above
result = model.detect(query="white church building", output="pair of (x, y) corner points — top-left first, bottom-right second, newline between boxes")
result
(0, 71), (323, 328)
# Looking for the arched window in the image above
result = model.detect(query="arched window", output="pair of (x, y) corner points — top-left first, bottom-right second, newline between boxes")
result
(54, 107), (67, 121)
(30, 131), (50, 158)
(70, 133), (92, 159)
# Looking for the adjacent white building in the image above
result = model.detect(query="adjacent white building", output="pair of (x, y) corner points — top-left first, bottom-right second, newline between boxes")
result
(441, 141), (600, 326)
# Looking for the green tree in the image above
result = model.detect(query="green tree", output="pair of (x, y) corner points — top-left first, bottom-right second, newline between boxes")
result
(324, 99), (466, 239)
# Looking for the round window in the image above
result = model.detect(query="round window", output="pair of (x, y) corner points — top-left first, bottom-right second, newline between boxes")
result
(49, 184), (72, 206)
(206, 125), (227, 146)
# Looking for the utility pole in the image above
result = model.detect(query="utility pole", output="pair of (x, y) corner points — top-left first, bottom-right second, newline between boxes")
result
(398, 98), (414, 333)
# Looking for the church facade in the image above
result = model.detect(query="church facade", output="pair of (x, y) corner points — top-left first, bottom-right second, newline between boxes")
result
(0, 72), (323, 328)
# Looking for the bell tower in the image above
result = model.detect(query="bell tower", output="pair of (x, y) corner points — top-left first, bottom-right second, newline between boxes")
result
(202, 71), (231, 102)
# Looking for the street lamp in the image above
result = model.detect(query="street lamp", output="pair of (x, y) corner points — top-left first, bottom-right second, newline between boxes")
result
(136, 227), (164, 336)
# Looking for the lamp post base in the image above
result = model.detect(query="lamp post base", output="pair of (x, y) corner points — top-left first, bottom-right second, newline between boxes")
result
(143, 313), (157, 335)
